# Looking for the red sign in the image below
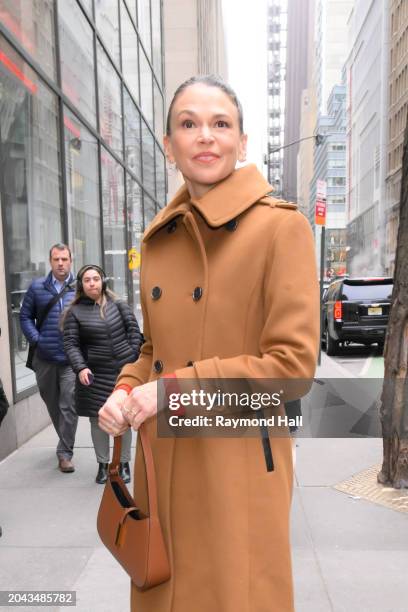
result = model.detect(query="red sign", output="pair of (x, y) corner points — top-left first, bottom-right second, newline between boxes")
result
(315, 199), (326, 225)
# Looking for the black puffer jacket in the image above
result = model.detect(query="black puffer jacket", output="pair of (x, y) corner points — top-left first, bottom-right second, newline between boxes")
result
(63, 297), (143, 417)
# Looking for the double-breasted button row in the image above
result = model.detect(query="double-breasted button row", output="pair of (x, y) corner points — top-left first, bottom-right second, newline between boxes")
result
(167, 220), (177, 233)
(152, 286), (203, 302)
(151, 286), (162, 300)
(153, 359), (194, 373)
(225, 218), (238, 232)
(154, 360), (163, 373)
(193, 287), (203, 301)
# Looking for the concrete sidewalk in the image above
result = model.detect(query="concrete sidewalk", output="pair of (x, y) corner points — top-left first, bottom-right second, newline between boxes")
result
(0, 357), (407, 611)
(292, 437), (408, 612)
(0, 418), (131, 612)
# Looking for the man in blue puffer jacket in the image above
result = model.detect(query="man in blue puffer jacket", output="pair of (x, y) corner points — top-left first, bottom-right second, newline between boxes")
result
(20, 243), (78, 473)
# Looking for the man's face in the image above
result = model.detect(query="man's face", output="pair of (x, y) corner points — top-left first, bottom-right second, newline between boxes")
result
(50, 248), (72, 282)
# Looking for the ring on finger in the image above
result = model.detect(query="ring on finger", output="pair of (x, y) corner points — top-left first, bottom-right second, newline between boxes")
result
(121, 404), (131, 417)
(123, 404), (137, 421)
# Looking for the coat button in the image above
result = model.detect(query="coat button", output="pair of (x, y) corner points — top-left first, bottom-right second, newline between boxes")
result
(153, 360), (163, 373)
(186, 360), (194, 367)
(192, 287), (203, 301)
(225, 218), (238, 232)
(167, 220), (177, 233)
(151, 286), (162, 300)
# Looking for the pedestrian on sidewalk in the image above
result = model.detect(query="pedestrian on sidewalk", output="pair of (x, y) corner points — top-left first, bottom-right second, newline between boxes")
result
(20, 243), (77, 473)
(0, 375), (9, 538)
(62, 265), (143, 484)
(99, 75), (319, 612)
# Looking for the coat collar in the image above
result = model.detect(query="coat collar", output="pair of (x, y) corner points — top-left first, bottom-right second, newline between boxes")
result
(143, 164), (273, 242)
(77, 294), (113, 305)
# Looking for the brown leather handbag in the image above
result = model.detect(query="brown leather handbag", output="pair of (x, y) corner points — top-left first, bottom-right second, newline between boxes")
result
(97, 424), (171, 590)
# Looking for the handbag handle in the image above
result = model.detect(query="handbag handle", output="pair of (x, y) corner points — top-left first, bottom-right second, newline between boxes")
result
(111, 424), (159, 519)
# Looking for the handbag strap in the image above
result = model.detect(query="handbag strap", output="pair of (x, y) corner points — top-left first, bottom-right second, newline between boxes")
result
(111, 424), (159, 519)
(37, 282), (73, 331)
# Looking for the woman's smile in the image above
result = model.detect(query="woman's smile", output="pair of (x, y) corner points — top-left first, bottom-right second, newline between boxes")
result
(193, 151), (221, 163)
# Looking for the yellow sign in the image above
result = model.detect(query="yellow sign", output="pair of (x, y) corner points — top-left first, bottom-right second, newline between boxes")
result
(128, 248), (141, 270)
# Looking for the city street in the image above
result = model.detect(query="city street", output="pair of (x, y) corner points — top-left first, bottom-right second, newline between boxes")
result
(327, 345), (384, 379)
(1, 353), (407, 612)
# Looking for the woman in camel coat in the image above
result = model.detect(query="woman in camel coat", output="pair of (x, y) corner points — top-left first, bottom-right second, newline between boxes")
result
(99, 76), (319, 612)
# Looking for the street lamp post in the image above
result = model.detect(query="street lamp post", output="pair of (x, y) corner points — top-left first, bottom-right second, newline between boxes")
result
(265, 132), (327, 365)
(266, 133), (325, 193)
(268, 133), (325, 156)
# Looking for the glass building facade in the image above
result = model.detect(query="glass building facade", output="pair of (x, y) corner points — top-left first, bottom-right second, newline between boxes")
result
(0, 0), (166, 399)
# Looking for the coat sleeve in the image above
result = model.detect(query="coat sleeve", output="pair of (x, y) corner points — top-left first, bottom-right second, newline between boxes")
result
(115, 250), (154, 389)
(176, 211), (319, 385)
(19, 284), (39, 345)
(117, 301), (144, 359)
(63, 310), (88, 374)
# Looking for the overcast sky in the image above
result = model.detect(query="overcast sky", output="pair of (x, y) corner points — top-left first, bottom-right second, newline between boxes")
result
(222, 0), (268, 175)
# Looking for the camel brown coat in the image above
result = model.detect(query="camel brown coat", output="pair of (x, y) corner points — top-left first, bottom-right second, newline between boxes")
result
(116, 164), (319, 612)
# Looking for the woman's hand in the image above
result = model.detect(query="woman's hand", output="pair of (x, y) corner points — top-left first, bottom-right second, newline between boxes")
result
(121, 381), (158, 430)
(78, 368), (93, 386)
(99, 389), (130, 436)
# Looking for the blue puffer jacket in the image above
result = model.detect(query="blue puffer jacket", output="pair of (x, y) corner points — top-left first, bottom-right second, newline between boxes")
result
(20, 272), (76, 364)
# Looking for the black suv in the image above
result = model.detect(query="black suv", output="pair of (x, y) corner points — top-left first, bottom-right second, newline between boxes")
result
(322, 277), (393, 355)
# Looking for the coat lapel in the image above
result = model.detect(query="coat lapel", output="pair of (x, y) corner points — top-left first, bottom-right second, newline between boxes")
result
(190, 164), (272, 227)
(143, 165), (273, 242)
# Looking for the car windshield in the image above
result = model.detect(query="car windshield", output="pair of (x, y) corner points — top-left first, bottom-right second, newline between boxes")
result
(341, 283), (393, 300)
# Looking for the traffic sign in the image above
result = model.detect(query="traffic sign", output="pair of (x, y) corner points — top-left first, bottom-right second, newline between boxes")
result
(128, 248), (141, 270)
(315, 199), (327, 225)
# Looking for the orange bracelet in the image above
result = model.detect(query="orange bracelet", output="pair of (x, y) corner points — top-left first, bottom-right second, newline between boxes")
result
(115, 384), (133, 395)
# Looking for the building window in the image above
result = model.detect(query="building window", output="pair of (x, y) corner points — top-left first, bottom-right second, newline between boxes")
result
(64, 107), (102, 269)
(95, 0), (120, 67)
(126, 175), (143, 318)
(143, 192), (156, 228)
(155, 144), (166, 207)
(151, 0), (162, 84)
(0, 0), (57, 81)
(101, 148), (127, 299)
(121, 1), (140, 103)
(153, 80), (164, 141)
(328, 159), (346, 168)
(58, 0), (96, 128)
(141, 119), (155, 196)
(124, 0), (137, 21)
(97, 41), (123, 158)
(138, 0), (152, 59)
(139, 44), (153, 125)
(124, 88), (142, 180)
(0, 34), (63, 393)
(328, 177), (346, 186)
(78, 0), (93, 17)
(0, 0), (164, 400)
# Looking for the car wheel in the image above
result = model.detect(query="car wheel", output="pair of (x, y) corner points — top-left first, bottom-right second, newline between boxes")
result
(325, 327), (338, 356)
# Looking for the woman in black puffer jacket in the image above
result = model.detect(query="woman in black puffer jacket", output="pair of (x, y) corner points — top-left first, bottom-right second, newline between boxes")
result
(62, 265), (143, 484)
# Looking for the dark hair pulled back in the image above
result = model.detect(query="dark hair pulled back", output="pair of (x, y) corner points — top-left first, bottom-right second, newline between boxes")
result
(165, 75), (244, 136)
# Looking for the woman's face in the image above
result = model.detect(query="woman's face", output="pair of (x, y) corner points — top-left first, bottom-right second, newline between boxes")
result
(163, 83), (247, 199)
(82, 269), (103, 301)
